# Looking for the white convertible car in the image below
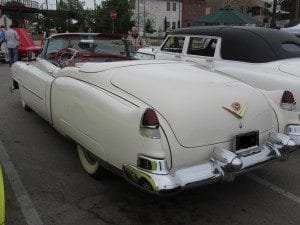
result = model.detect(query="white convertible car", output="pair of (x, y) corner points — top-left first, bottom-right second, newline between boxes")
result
(11, 33), (297, 194)
(140, 26), (300, 145)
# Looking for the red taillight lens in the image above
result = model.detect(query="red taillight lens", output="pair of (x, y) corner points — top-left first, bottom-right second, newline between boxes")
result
(281, 91), (295, 104)
(142, 108), (159, 129)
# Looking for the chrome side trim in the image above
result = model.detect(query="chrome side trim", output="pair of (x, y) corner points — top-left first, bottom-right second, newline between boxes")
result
(22, 85), (43, 100)
(14, 77), (44, 101)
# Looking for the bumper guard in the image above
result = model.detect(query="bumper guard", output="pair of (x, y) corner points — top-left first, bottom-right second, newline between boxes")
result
(286, 125), (300, 146)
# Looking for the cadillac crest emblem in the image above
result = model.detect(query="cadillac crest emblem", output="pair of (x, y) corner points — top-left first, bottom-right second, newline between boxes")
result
(223, 102), (248, 119)
(231, 102), (241, 111)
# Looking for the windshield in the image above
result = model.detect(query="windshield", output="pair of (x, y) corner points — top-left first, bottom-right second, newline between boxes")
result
(45, 35), (128, 57)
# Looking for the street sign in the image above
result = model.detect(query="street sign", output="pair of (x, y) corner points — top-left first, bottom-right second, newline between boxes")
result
(110, 10), (117, 20)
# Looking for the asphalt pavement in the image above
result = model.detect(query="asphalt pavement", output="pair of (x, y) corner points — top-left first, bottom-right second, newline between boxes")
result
(0, 63), (299, 225)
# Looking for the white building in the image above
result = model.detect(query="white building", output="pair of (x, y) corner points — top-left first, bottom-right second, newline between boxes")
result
(132, 0), (182, 32)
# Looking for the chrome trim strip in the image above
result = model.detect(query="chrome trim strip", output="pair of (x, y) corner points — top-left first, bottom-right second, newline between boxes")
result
(22, 85), (44, 100)
(13, 76), (43, 100)
(14, 77), (44, 101)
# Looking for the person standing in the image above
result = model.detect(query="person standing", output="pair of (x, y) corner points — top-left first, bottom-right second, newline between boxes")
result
(127, 26), (146, 52)
(0, 26), (8, 62)
(6, 25), (19, 67)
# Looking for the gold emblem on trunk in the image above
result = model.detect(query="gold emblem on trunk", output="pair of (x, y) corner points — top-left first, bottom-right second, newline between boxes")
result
(223, 102), (248, 119)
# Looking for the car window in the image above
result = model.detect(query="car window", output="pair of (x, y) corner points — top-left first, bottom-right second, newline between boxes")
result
(46, 39), (65, 55)
(45, 35), (127, 59)
(161, 36), (185, 53)
(187, 37), (217, 57)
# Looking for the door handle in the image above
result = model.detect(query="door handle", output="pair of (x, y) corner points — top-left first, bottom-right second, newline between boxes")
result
(175, 55), (181, 59)
(206, 59), (213, 63)
(48, 69), (54, 75)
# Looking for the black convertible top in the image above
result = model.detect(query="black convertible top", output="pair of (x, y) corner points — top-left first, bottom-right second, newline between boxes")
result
(171, 26), (300, 63)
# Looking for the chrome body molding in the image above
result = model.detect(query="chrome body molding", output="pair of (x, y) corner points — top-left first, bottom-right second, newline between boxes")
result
(286, 124), (300, 146)
(12, 76), (44, 100)
(123, 133), (296, 194)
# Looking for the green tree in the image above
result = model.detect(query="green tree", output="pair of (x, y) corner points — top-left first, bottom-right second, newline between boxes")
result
(53, 0), (69, 32)
(67, 0), (86, 31)
(144, 19), (154, 33)
(51, 0), (86, 32)
(94, 0), (134, 34)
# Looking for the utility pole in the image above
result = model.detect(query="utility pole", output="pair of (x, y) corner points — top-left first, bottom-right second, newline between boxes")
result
(270, 0), (277, 28)
(143, 0), (146, 32)
(178, 0), (182, 28)
(137, 0), (140, 32)
(296, 0), (300, 21)
(94, 0), (97, 9)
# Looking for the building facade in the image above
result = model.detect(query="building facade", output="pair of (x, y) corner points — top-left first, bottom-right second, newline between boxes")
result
(0, 0), (39, 8)
(132, 0), (182, 32)
(225, 0), (269, 22)
(182, 0), (207, 27)
(205, 0), (226, 14)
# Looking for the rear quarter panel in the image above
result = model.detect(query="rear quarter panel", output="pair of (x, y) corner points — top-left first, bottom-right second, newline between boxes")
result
(12, 61), (53, 122)
(51, 77), (168, 169)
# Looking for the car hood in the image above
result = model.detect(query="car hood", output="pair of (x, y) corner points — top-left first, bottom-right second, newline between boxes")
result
(110, 63), (274, 148)
(278, 58), (300, 77)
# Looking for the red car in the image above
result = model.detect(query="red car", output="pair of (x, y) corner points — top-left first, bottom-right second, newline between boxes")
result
(14, 28), (42, 59)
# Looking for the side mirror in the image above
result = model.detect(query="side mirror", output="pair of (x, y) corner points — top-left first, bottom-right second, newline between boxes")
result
(133, 52), (155, 60)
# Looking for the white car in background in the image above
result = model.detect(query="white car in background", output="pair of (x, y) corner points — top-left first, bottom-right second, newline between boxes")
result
(11, 33), (298, 194)
(139, 26), (300, 145)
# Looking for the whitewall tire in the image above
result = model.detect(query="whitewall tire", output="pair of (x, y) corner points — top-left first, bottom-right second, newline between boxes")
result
(77, 145), (105, 179)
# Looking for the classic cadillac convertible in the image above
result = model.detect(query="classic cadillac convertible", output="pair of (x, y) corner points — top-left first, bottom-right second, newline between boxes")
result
(11, 33), (297, 194)
(139, 26), (300, 145)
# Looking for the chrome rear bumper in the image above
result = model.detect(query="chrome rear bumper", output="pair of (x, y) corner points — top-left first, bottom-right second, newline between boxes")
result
(123, 133), (296, 194)
(286, 125), (300, 146)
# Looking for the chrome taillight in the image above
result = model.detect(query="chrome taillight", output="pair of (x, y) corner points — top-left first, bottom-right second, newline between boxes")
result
(140, 108), (160, 139)
(281, 91), (296, 111)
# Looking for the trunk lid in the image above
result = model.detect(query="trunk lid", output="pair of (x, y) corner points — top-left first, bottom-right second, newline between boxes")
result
(110, 63), (274, 148)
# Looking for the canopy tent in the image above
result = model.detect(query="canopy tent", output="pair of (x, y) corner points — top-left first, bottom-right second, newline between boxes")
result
(191, 6), (262, 25)
(281, 24), (300, 34)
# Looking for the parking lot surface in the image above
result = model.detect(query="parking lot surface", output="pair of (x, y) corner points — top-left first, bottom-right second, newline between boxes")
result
(0, 63), (299, 225)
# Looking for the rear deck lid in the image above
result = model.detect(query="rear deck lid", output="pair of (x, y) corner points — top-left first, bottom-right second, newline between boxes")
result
(110, 63), (274, 148)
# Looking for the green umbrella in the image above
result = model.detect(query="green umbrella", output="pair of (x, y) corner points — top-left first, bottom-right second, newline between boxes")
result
(191, 6), (262, 25)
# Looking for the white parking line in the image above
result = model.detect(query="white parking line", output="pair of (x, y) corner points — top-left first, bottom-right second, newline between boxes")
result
(0, 139), (43, 225)
(247, 173), (300, 204)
